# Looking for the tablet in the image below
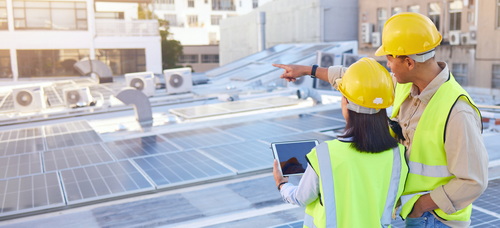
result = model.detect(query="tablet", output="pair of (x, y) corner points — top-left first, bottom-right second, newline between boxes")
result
(271, 139), (319, 176)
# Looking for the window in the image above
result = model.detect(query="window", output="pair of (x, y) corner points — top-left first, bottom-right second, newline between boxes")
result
(253, 0), (258, 8)
(211, 15), (222, 25)
(95, 12), (124, 19)
(188, 0), (194, 8)
(212, 0), (235, 11)
(493, 64), (500, 88)
(452, 63), (468, 86)
(428, 3), (441, 31)
(449, 0), (463, 31)
(392, 7), (402, 15)
(0, 0), (7, 30)
(155, 0), (175, 10)
(96, 49), (146, 75)
(408, 5), (420, 13)
(377, 8), (387, 32)
(0, 50), (11, 78)
(187, 15), (198, 27)
(13, 1), (87, 30)
(178, 54), (199, 64)
(17, 49), (90, 77)
(201, 54), (219, 63)
(164, 14), (177, 26)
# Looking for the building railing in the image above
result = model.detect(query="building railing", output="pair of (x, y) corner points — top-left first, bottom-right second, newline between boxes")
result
(95, 19), (159, 37)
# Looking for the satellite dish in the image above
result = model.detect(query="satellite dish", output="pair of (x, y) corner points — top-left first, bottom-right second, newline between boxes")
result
(66, 90), (81, 104)
(130, 78), (145, 91)
(169, 74), (184, 88)
(16, 91), (33, 107)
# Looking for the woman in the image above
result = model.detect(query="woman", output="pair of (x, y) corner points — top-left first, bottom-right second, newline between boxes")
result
(273, 57), (408, 228)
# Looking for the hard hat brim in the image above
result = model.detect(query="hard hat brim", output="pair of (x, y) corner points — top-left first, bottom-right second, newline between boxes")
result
(375, 46), (386, 56)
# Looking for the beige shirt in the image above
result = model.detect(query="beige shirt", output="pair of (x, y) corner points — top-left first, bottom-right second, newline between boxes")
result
(327, 63), (489, 227)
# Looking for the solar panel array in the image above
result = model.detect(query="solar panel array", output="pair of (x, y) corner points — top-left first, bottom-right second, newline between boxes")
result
(0, 107), (344, 219)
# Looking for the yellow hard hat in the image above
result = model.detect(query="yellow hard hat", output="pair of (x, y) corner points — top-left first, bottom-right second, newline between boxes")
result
(336, 57), (394, 109)
(375, 12), (442, 56)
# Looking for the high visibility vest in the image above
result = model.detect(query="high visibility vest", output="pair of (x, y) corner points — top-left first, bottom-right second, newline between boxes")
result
(391, 73), (481, 221)
(304, 140), (407, 228)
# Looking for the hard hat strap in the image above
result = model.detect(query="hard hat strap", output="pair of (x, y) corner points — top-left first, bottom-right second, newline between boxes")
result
(346, 101), (380, 114)
(408, 49), (435, 63)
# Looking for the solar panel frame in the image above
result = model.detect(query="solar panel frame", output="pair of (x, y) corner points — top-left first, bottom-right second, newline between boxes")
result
(0, 153), (43, 179)
(160, 127), (243, 150)
(105, 135), (182, 160)
(0, 172), (65, 217)
(43, 143), (114, 171)
(60, 160), (155, 205)
(132, 150), (235, 189)
(198, 140), (273, 174)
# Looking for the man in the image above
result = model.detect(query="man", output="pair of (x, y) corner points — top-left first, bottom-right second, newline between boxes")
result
(273, 12), (488, 228)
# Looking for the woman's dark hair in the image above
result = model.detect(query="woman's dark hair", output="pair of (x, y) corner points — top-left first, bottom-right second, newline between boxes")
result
(339, 109), (398, 153)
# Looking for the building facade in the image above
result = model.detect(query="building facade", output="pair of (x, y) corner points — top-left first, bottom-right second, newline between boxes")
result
(0, 0), (162, 81)
(359, 0), (500, 96)
(151, 0), (272, 72)
(218, 0), (359, 65)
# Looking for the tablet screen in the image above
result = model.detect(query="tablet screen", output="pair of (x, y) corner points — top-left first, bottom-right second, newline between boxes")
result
(271, 140), (319, 176)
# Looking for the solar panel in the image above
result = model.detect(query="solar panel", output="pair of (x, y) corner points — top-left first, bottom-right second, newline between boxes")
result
(45, 130), (102, 150)
(198, 140), (272, 174)
(269, 114), (345, 131)
(0, 172), (65, 216)
(169, 105), (229, 119)
(105, 135), (181, 160)
(43, 143), (114, 171)
(0, 127), (43, 142)
(60, 160), (154, 205)
(44, 120), (94, 136)
(214, 121), (299, 140)
(43, 86), (64, 107)
(133, 150), (234, 189)
(161, 127), (243, 150)
(0, 153), (42, 179)
(0, 137), (45, 156)
(169, 96), (299, 119)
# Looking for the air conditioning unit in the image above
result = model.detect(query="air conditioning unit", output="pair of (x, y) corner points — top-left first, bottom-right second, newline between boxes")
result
(371, 32), (381, 47)
(12, 86), (46, 112)
(449, 31), (461, 45)
(163, 67), (193, 95)
(343, 54), (365, 67)
(63, 87), (93, 107)
(469, 27), (477, 44)
(125, 71), (156, 97)
(361, 23), (373, 44)
(317, 51), (336, 68)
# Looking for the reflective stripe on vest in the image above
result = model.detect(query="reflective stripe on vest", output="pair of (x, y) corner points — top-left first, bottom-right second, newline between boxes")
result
(381, 146), (402, 227)
(316, 142), (336, 228)
(408, 161), (452, 178)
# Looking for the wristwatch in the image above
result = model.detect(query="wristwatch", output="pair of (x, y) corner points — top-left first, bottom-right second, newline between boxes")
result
(310, 64), (318, 78)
